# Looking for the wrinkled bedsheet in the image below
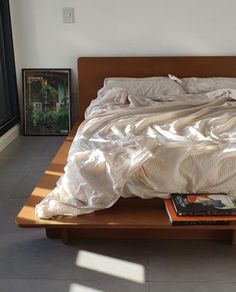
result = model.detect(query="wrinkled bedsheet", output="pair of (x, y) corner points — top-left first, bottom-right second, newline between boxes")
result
(36, 88), (236, 218)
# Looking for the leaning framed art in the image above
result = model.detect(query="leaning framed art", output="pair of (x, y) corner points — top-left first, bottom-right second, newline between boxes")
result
(22, 69), (71, 135)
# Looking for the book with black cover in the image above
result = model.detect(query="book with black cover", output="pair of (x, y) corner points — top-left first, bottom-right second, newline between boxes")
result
(164, 199), (236, 226)
(171, 193), (236, 216)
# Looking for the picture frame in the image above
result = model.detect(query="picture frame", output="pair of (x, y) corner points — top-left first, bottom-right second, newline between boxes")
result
(22, 68), (71, 135)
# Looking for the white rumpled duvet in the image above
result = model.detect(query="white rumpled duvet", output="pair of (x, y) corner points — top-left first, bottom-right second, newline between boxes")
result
(36, 87), (236, 218)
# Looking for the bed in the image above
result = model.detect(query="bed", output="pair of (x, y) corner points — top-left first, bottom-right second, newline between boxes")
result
(16, 56), (236, 244)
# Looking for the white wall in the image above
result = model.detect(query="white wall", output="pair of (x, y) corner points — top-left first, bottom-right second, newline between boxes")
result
(10, 0), (236, 120)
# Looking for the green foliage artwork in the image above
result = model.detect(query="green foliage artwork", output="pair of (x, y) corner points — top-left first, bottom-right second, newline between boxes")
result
(23, 70), (71, 135)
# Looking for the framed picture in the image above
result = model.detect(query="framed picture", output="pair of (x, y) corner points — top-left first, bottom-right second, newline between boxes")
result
(23, 69), (71, 135)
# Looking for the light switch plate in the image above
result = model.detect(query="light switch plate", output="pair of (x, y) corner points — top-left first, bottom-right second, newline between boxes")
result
(63, 7), (75, 23)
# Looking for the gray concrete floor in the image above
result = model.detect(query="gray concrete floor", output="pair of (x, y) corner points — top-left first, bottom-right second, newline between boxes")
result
(0, 136), (236, 292)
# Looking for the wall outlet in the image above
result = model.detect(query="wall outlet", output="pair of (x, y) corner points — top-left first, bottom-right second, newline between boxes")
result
(63, 7), (75, 23)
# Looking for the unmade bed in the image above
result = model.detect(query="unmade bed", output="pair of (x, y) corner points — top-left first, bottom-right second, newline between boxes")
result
(16, 56), (236, 244)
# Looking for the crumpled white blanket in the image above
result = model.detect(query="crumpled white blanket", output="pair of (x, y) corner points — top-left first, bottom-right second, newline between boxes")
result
(35, 87), (236, 218)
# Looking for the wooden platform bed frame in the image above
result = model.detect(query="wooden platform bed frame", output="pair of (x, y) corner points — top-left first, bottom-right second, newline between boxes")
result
(16, 56), (236, 244)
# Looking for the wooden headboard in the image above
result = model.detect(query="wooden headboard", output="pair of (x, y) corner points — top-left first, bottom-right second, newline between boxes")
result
(78, 56), (236, 119)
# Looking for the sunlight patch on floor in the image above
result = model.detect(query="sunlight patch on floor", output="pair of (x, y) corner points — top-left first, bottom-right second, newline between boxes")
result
(69, 283), (103, 292)
(45, 170), (64, 176)
(76, 250), (145, 283)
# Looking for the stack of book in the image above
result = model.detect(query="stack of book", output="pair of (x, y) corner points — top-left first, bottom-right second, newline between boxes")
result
(164, 193), (236, 225)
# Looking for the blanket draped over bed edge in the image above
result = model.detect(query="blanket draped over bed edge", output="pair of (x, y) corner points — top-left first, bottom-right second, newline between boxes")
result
(36, 88), (236, 218)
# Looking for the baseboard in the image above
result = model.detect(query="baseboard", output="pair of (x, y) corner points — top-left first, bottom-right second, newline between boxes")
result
(0, 124), (20, 152)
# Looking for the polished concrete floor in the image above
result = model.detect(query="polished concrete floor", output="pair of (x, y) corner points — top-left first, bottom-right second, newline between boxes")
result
(0, 136), (236, 292)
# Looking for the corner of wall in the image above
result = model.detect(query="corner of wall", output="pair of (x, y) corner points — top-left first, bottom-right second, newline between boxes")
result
(0, 124), (21, 153)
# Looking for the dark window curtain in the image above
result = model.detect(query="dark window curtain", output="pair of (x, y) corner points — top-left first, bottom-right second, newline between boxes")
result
(0, 0), (19, 136)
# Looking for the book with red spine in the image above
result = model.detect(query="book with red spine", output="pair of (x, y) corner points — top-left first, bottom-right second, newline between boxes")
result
(164, 199), (236, 226)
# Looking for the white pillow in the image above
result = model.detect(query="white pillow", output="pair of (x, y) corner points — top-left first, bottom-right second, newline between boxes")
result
(99, 77), (186, 98)
(169, 75), (236, 94)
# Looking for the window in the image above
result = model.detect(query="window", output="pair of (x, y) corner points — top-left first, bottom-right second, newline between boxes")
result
(0, 0), (19, 136)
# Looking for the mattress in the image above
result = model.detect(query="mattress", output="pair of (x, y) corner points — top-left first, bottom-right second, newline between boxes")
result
(35, 79), (236, 218)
